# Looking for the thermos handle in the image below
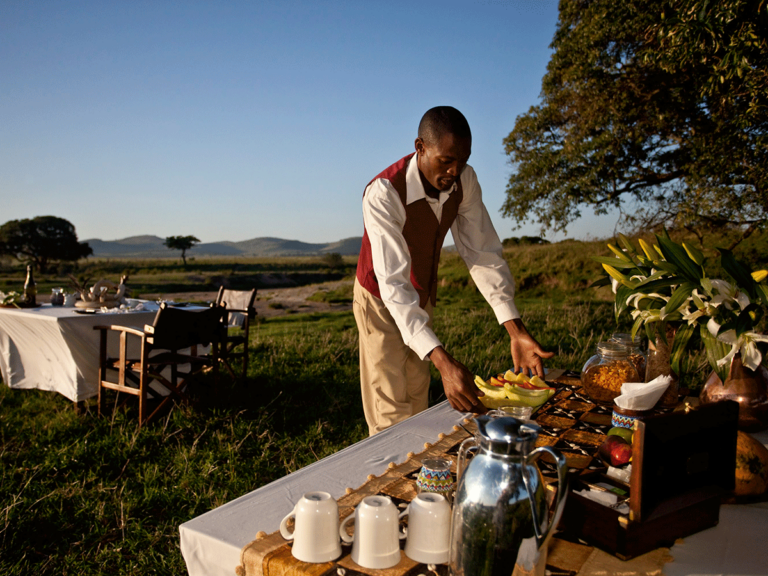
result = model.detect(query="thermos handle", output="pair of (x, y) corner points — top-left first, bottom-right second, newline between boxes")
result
(456, 436), (477, 483)
(523, 446), (569, 550)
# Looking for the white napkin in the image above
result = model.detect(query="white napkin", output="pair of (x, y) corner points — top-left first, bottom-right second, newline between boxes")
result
(574, 488), (618, 507)
(613, 375), (673, 410)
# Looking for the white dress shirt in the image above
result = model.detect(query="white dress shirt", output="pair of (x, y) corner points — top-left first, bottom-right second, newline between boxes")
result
(362, 153), (520, 360)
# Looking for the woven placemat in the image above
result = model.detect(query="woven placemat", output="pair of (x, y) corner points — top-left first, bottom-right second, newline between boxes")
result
(237, 375), (672, 576)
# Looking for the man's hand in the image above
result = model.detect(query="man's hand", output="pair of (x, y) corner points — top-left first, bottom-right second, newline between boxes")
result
(428, 346), (487, 414)
(503, 319), (554, 377)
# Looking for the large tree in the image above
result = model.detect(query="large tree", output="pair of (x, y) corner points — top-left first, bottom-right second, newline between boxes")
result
(502, 0), (767, 246)
(0, 216), (92, 272)
(164, 235), (200, 266)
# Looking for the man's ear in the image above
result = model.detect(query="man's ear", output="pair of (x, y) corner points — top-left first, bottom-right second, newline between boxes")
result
(414, 137), (425, 156)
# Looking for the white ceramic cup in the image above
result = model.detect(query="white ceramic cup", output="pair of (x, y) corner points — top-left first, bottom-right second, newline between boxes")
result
(279, 491), (342, 563)
(339, 495), (404, 569)
(399, 492), (452, 564)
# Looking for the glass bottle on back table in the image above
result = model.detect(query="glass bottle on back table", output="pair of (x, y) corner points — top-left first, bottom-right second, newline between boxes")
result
(23, 265), (37, 306)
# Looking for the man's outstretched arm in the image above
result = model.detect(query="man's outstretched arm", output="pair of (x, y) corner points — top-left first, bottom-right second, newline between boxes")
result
(428, 346), (486, 414)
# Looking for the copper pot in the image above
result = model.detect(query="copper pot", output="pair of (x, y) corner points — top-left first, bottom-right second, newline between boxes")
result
(700, 354), (768, 432)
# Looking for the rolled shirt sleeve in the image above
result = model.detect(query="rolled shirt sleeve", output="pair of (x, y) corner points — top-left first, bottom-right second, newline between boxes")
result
(362, 179), (443, 359)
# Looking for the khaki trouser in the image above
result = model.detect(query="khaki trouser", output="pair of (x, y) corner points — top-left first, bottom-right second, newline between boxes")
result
(353, 279), (433, 436)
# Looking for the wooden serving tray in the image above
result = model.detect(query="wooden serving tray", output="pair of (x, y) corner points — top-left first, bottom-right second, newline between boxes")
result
(559, 401), (739, 559)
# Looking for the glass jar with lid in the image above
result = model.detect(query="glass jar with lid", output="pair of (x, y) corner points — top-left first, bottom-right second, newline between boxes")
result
(610, 332), (646, 382)
(580, 341), (640, 405)
(50, 287), (65, 306)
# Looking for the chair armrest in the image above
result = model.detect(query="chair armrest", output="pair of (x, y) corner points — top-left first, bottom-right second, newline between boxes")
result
(94, 324), (148, 339)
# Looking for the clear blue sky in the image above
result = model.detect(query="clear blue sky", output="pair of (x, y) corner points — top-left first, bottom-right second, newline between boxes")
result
(1, 0), (618, 245)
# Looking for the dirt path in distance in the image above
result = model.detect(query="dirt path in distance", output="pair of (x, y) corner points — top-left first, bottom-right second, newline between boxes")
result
(144, 280), (353, 318)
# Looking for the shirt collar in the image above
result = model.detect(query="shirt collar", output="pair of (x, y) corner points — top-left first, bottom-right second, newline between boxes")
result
(405, 153), (456, 206)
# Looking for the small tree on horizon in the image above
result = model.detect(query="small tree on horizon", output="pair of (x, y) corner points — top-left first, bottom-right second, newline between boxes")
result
(164, 235), (200, 266)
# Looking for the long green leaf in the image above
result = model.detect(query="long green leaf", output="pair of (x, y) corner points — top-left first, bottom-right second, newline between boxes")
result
(645, 322), (657, 343)
(607, 243), (634, 263)
(718, 248), (757, 300)
(657, 235), (703, 282)
(651, 260), (680, 274)
(588, 276), (612, 289)
(662, 282), (695, 316)
(670, 323), (694, 375)
(615, 284), (633, 321)
(632, 277), (679, 294)
(591, 256), (640, 269)
(700, 324), (730, 382)
(758, 284), (768, 306)
(630, 314), (645, 341)
(617, 233), (637, 256)
(682, 242), (705, 266)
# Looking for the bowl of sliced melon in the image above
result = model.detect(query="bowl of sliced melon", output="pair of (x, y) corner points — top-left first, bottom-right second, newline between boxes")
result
(474, 369), (556, 410)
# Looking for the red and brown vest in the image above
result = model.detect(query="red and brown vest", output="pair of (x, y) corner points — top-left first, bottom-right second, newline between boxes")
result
(356, 153), (463, 308)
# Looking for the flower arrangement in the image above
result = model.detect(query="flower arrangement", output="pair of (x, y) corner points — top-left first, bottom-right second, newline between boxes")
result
(593, 231), (768, 382)
(0, 290), (21, 307)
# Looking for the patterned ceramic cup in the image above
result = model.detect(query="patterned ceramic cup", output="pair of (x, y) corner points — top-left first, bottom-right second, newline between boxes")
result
(416, 458), (454, 501)
(611, 406), (651, 429)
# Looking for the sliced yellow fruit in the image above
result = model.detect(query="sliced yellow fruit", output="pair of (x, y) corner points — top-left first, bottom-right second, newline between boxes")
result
(516, 372), (531, 384)
(512, 385), (549, 397)
(474, 375), (488, 388)
(477, 382), (507, 399)
(504, 391), (546, 407)
(489, 376), (506, 387)
(480, 396), (514, 409)
(503, 369), (517, 381)
(529, 375), (548, 388)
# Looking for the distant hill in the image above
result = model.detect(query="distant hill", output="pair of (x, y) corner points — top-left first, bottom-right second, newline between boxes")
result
(82, 235), (362, 258)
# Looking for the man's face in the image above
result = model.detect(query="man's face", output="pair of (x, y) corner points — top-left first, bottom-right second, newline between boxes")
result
(415, 132), (472, 192)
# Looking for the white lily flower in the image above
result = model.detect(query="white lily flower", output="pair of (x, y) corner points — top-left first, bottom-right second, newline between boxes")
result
(682, 307), (706, 325)
(708, 279), (751, 311)
(625, 292), (668, 309)
(714, 330), (768, 371)
(707, 318), (722, 337)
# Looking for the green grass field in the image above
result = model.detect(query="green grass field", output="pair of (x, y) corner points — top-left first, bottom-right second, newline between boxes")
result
(1, 231), (765, 574)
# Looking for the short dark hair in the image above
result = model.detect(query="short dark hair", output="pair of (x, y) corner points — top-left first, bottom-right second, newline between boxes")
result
(418, 106), (471, 145)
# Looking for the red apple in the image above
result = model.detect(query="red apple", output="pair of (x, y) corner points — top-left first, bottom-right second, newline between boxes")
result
(610, 441), (632, 467)
(598, 435), (627, 463)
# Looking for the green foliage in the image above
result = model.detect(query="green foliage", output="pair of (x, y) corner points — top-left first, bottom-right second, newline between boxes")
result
(163, 235), (200, 266)
(0, 216), (92, 273)
(502, 0), (767, 244)
(321, 252), (344, 270)
(501, 236), (550, 248)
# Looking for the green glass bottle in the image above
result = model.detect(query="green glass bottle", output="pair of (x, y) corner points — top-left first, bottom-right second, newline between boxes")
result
(23, 265), (37, 306)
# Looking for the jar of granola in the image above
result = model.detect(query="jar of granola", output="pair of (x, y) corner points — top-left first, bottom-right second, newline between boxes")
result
(611, 332), (646, 382)
(580, 341), (640, 405)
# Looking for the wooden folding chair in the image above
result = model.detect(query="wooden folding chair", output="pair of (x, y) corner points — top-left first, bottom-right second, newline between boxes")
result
(214, 287), (257, 381)
(95, 303), (226, 426)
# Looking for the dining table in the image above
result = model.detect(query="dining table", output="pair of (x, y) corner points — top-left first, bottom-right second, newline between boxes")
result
(0, 301), (189, 402)
(178, 400), (768, 576)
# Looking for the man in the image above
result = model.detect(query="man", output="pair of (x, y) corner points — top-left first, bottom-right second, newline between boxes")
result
(354, 106), (552, 435)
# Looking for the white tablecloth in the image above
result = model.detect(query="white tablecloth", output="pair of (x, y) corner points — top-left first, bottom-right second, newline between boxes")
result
(179, 404), (768, 576)
(179, 401), (471, 576)
(0, 304), (159, 402)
